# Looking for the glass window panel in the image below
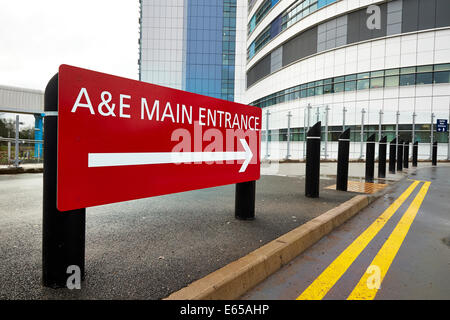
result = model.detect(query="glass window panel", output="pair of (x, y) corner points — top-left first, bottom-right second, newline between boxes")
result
(385, 75), (399, 87)
(315, 86), (324, 95)
(370, 70), (384, 78)
(399, 74), (416, 86)
(307, 88), (315, 96)
(385, 68), (400, 76)
(357, 79), (370, 90)
(370, 77), (384, 88)
(334, 82), (344, 92)
(345, 74), (356, 81)
(300, 89), (307, 98)
(434, 71), (450, 83)
(417, 65), (433, 73)
(400, 66), (416, 74)
(345, 80), (356, 91)
(324, 84), (333, 94)
(334, 76), (345, 83)
(434, 63), (450, 71)
(357, 72), (370, 80)
(315, 80), (323, 86)
(323, 78), (332, 85)
(416, 72), (433, 85)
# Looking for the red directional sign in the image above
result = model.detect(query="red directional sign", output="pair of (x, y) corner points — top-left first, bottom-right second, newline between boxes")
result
(57, 65), (261, 211)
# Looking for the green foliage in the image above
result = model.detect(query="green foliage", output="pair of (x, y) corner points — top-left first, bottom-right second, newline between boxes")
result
(0, 117), (34, 139)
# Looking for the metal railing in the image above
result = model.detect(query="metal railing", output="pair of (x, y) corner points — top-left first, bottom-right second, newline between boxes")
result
(261, 103), (450, 161)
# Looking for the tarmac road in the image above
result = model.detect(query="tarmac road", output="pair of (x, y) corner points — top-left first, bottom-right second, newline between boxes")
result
(0, 173), (354, 299)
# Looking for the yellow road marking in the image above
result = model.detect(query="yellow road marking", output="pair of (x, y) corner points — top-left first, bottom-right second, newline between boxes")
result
(297, 180), (420, 300)
(347, 181), (431, 300)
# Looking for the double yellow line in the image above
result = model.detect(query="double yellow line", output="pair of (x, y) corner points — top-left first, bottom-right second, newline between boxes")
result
(297, 180), (431, 300)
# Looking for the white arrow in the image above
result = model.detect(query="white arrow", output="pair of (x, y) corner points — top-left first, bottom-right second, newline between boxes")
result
(88, 138), (253, 173)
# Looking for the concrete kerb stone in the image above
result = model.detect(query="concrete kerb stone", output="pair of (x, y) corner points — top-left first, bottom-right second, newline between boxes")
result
(0, 167), (43, 174)
(165, 185), (396, 301)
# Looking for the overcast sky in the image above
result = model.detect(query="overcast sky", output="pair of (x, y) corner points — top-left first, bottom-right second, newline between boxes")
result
(0, 0), (140, 126)
(0, 0), (139, 91)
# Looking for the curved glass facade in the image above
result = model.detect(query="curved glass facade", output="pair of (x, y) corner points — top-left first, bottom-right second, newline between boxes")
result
(247, 0), (450, 88)
(251, 63), (450, 108)
(247, 0), (337, 60)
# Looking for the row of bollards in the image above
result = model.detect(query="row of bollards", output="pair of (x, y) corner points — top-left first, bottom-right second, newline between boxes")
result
(305, 122), (439, 198)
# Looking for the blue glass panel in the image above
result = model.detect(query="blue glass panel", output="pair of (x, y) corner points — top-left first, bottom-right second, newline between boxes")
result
(249, 16), (256, 33)
(271, 0), (279, 7)
(270, 14), (282, 39)
(318, 0), (327, 8)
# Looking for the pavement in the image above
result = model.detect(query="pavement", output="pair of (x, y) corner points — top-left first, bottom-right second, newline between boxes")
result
(242, 165), (450, 300)
(1, 171), (356, 300)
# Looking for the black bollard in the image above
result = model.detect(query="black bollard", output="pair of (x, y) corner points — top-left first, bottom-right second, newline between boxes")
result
(378, 136), (387, 179)
(42, 74), (86, 288)
(412, 141), (418, 167)
(397, 140), (403, 172)
(305, 122), (321, 198)
(403, 141), (409, 169)
(365, 134), (376, 183)
(432, 141), (438, 166)
(336, 128), (351, 191)
(235, 181), (256, 220)
(389, 138), (397, 174)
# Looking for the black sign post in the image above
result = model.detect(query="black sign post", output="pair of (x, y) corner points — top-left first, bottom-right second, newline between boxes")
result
(403, 141), (409, 169)
(305, 122), (321, 198)
(235, 181), (256, 220)
(432, 141), (438, 166)
(42, 74), (86, 288)
(336, 128), (350, 191)
(412, 141), (418, 167)
(378, 136), (387, 179)
(389, 138), (397, 174)
(397, 140), (403, 172)
(365, 134), (376, 183)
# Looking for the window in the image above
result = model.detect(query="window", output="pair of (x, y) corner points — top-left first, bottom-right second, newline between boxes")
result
(416, 72), (433, 85)
(250, 63), (447, 109)
(357, 79), (370, 90)
(434, 63), (450, 72)
(345, 80), (356, 91)
(370, 77), (384, 88)
(315, 85), (324, 95)
(385, 68), (400, 76)
(384, 75), (399, 87)
(334, 82), (344, 92)
(400, 67), (416, 74)
(345, 74), (356, 81)
(357, 72), (370, 80)
(434, 71), (450, 84)
(417, 65), (433, 73)
(370, 70), (384, 78)
(399, 74), (415, 86)
(324, 84), (333, 94)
